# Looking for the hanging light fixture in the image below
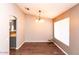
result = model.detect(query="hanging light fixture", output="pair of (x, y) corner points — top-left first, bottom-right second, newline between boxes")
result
(36, 10), (44, 23)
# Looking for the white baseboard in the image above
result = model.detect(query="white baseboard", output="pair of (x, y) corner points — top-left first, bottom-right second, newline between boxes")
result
(0, 52), (9, 55)
(54, 42), (68, 55)
(25, 41), (49, 42)
(15, 41), (68, 54)
(16, 41), (24, 50)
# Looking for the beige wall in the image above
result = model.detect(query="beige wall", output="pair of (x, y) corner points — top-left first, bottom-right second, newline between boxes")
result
(0, 3), (25, 54)
(25, 15), (53, 42)
(53, 4), (79, 55)
(6, 4), (26, 49)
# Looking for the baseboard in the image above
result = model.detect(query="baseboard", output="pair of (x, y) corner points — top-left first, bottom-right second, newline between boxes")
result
(53, 42), (68, 55)
(16, 41), (68, 54)
(16, 41), (24, 50)
(0, 52), (9, 55)
(25, 41), (49, 42)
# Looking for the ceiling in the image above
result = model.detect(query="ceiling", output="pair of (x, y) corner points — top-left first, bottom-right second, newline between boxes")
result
(17, 3), (77, 19)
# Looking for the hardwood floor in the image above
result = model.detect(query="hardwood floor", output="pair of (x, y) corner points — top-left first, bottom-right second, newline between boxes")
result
(10, 42), (65, 55)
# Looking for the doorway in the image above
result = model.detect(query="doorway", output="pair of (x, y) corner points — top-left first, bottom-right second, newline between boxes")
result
(9, 16), (17, 54)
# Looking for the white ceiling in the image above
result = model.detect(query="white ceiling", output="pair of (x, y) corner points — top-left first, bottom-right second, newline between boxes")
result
(17, 3), (77, 19)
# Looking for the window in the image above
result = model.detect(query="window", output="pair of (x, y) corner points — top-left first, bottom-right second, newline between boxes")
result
(54, 17), (70, 46)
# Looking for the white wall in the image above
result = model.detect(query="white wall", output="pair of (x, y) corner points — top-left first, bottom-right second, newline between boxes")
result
(0, 3), (25, 53)
(25, 15), (53, 42)
(0, 4), (9, 53)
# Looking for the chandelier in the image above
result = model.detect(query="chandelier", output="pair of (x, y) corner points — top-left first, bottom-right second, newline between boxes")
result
(36, 10), (44, 23)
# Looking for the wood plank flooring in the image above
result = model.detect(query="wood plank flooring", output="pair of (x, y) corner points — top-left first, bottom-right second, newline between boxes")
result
(10, 42), (65, 55)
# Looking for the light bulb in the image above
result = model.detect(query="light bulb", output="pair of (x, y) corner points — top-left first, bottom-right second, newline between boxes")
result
(35, 19), (44, 23)
(39, 19), (44, 23)
(35, 20), (39, 23)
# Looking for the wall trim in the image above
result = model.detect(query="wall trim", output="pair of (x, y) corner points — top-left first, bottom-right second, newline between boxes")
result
(16, 41), (24, 50)
(16, 41), (68, 54)
(0, 52), (9, 55)
(24, 41), (49, 42)
(53, 42), (68, 55)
